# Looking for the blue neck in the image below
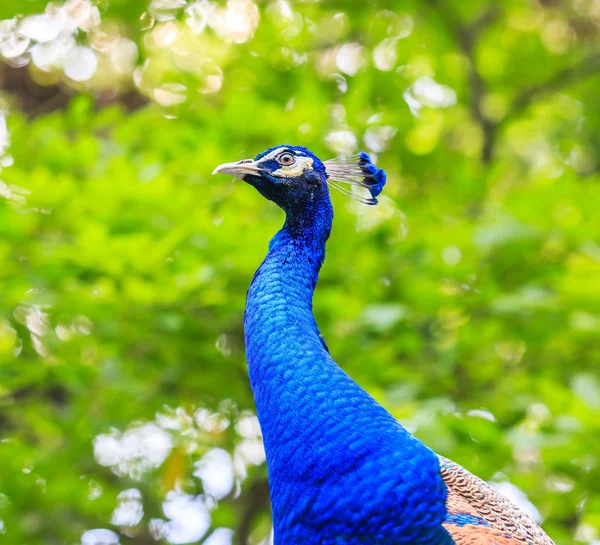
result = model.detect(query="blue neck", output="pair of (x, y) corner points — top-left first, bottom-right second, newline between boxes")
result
(244, 196), (451, 545)
(245, 196), (333, 414)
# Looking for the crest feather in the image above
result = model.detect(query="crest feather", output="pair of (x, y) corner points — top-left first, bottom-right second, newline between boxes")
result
(323, 152), (387, 205)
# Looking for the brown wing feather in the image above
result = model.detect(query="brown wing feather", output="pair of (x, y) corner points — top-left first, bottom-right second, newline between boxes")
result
(439, 456), (555, 545)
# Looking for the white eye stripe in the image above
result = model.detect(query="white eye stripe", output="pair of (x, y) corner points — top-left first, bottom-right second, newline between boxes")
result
(258, 147), (289, 162)
(257, 148), (307, 162)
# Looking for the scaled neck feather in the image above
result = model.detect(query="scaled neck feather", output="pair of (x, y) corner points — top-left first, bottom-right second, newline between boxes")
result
(244, 190), (450, 545)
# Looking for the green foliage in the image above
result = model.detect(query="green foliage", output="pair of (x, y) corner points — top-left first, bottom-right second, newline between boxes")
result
(1, 1), (600, 544)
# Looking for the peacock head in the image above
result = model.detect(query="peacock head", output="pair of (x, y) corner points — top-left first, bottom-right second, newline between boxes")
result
(212, 145), (386, 212)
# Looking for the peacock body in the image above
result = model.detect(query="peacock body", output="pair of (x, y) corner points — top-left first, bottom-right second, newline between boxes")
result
(214, 145), (555, 545)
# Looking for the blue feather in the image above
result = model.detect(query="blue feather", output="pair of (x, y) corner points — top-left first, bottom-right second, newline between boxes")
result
(358, 151), (387, 198)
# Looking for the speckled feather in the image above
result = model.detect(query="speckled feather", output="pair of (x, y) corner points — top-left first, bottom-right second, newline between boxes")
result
(232, 145), (554, 545)
(440, 457), (554, 545)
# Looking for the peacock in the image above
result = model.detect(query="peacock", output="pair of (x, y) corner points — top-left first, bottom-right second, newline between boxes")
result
(213, 145), (555, 545)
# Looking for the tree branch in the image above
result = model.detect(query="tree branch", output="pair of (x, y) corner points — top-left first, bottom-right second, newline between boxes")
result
(426, 3), (600, 163)
(499, 53), (600, 128)
(237, 477), (270, 545)
(425, 2), (499, 162)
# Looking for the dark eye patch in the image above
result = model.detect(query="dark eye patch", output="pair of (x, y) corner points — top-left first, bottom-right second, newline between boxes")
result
(256, 158), (280, 173)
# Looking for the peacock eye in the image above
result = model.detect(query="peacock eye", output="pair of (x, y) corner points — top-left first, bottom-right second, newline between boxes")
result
(277, 152), (296, 166)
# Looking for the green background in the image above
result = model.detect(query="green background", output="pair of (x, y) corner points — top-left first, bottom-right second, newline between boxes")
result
(1, 0), (599, 544)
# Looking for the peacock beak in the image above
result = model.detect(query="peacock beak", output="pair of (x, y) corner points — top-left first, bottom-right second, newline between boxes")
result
(212, 159), (262, 179)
